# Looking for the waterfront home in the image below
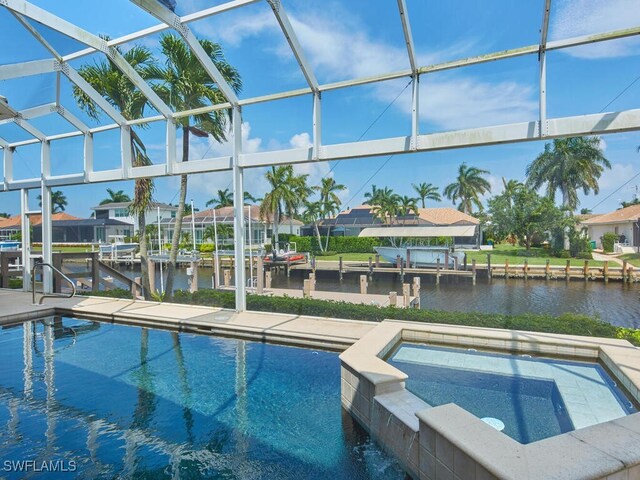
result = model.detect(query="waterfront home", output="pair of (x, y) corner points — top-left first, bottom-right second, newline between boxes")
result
(0, 213), (134, 243)
(302, 205), (479, 243)
(159, 205), (302, 246)
(581, 204), (640, 251)
(91, 201), (178, 234)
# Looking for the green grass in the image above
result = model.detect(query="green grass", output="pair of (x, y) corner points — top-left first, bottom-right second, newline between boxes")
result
(32, 246), (97, 253)
(619, 253), (640, 267)
(465, 245), (604, 267)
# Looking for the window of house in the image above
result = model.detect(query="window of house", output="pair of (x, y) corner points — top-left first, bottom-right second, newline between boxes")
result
(114, 208), (129, 218)
(171, 211), (176, 218)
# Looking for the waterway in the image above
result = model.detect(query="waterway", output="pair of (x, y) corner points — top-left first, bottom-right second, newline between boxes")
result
(113, 265), (640, 329)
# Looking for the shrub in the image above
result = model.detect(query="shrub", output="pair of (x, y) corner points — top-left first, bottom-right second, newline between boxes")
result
(8, 278), (22, 289)
(289, 236), (379, 254)
(198, 243), (215, 253)
(164, 289), (638, 346)
(601, 232), (618, 253)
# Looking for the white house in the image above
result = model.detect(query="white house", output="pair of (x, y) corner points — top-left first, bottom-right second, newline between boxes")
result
(91, 202), (178, 234)
(161, 205), (302, 246)
(581, 204), (640, 251)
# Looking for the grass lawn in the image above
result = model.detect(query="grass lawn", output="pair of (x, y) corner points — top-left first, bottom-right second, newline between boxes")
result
(32, 246), (97, 253)
(464, 245), (604, 267)
(619, 253), (640, 267)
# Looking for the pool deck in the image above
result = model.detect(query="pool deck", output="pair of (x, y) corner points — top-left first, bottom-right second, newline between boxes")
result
(0, 289), (377, 350)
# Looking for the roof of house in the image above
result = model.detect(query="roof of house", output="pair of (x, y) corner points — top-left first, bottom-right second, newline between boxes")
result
(0, 212), (80, 229)
(582, 204), (640, 225)
(91, 201), (178, 211)
(47, 218), (133, 227)
(162, 205), (303, 225)
(310, 206), (479, 228)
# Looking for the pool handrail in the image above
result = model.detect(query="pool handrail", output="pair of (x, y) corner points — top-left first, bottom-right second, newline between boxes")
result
(32, 262), (76, 305)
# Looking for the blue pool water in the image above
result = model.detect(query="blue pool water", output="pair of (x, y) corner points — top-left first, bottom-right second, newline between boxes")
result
(0, 317), (407, 479)
(388, 344), (637, 444)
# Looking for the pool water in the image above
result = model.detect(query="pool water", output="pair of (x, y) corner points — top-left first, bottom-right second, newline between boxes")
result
(0, 317), (407, 479)
(387, 344), (637, 444)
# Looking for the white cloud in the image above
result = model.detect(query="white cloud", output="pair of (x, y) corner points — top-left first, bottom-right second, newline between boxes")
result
(598, 162), (635, 189)
(551, 0), (640, 58)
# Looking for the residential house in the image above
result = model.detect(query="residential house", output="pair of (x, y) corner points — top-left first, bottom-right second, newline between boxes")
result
(159, 205), (302, 246)
(91, 201), (178, 233)
(581, 204), (640, 251)
(0, 212), (133, 243)
(302, 205), (479, 243)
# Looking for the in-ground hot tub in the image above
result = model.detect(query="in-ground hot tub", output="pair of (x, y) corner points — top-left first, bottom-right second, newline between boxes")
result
(340, 321), (640, 480)
(386, 343), (637, 444)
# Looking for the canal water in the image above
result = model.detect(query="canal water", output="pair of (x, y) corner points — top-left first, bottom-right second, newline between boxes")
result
(114, 266), (640, 329)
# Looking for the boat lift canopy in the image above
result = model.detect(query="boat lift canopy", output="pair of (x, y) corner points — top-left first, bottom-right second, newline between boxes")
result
(358, 225), (476, 238)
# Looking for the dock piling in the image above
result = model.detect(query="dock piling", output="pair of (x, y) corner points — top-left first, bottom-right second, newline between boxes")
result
(565, 260), (571, 281)
(523, 260), (528, 280)
(360, 275), (368, 295)
(603, 261), (609, 283)
(375, 254), (380, 268)
(303, 279), (311, 298)
(545, 259), (550, 280)
(472, 259), (477, 285)
(265, 270), (272, 289)
(402, 283), (410, 308)
(389, 291), (397, 307)
(436, 258), (441, 285)
(487, 253), (492, 280)
(412, 277), (421, 308)
(223, 269), (231, 287)
(505, 258), (509, 278)
(368, 256), (373, 278)
(583, 260), (589, 281)
(339, 256), (343, 281)
(309, 272), (316, 291)
(406, 249), (411, 268)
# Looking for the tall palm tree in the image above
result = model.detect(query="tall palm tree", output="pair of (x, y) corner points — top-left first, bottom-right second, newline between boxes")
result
(148, 34), (241, 300)
(501, 177), (523, 207)
(73, 43), (155, 299)
(318, 177), (346, 216)
(412, 182), (441, 208)
(371, 189), (400, 225)
(363, 185), (383, 205)
(443, 163), (491, 214)
(526, 136), (610, 212)
(398, 195), (418, 223)
(243, 192), (260, 205)
(303, 200), (324, 252)
(100, 188), (131, 205)
(205, 188), (233, 208)
(260, 166), (298, 248)
(37, 190), (68, 213)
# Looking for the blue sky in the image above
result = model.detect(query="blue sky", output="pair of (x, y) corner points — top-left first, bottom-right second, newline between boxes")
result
(1, 0), (639, 218)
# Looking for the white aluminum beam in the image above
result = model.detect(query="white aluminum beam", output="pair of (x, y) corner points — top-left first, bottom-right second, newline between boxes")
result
(129, 0), (240, 106)
(313, 92), (321, 159)
(56, 105), (89, 133)
(267, 0), (318, 91)
(3, 146), (13, 191)
(0, 59), (56, 80)
(539, 0), (552, 136)
(63, 0), (260, 62)
(397, 0), (417, 73)
(13, 118), (46, 141)
(3, 0), (173, 119)
(231, 107), (246, 311)
(20, 188), (31, 291)
(4, 107), (639, 191)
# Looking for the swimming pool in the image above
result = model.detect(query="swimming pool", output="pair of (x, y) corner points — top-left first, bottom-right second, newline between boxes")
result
(387, 343), (638, 444)
(0, 316), (406, 479)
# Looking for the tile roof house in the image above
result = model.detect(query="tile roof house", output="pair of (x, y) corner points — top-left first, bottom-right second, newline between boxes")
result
(581, 204), (640, 251)
(301, 205), (478, 238)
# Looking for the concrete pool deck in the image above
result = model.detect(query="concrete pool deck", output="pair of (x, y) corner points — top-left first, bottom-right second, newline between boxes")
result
(0, 289), (376, 350)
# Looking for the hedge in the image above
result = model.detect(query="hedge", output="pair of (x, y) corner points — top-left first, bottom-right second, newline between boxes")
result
(80, 288), (640, 346)
(289, 236), (380, 253)
(171, 289), (639, 346)
(601, 232), (618, 253)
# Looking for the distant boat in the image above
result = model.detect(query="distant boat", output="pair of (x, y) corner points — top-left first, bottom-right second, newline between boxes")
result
(374, 245), (464, 268)
(0, 240), (20, 252)
(264, 242), (306, 264)
(99, 235), (138, 257)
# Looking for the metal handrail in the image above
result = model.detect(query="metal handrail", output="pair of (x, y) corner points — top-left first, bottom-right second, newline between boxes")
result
(32, 262), (76, 305)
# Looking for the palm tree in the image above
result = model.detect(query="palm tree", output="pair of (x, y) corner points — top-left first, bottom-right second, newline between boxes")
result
(147, 34), (241, 300)
(100, 188), (131, 205)
(363, 185), (383, 205)
(303, 200), (325, 252)
(260, 166), (299, 248)
(244, 192), (260, 205)
(371, 189), (400, 225)
(412, 182), (441, 208)
(37, 190), (68, 213)
(526, 136), (610, 212)
(501, 177), (523, 207)
(443, 163), (491, 214)
(73, 43), (155, 299)
(205, 188), (233, 208)
(398, 195), (418, 223)
(318, 177), (346, 216)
